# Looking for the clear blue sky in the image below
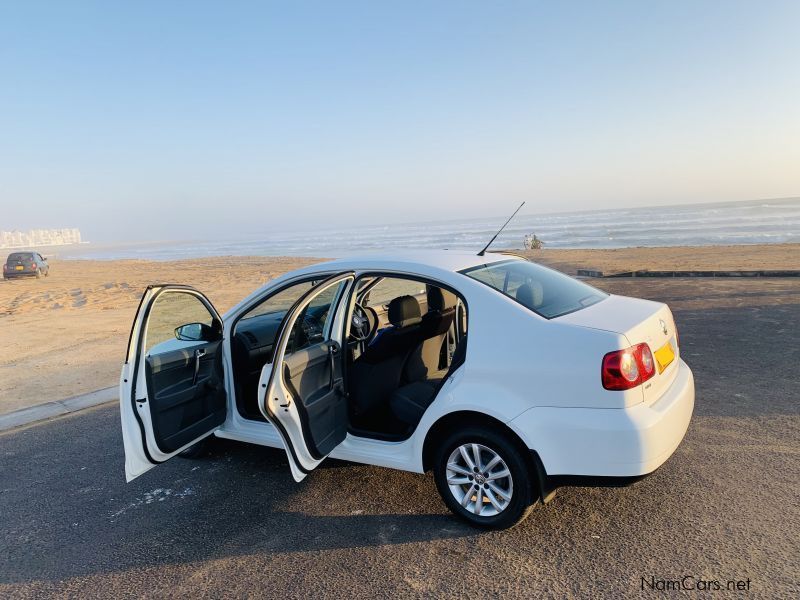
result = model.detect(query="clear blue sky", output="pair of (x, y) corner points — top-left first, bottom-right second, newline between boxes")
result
(1, 1), (798, 242)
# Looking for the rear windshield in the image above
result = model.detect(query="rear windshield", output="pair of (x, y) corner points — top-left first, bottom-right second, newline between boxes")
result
(461, 259), (607, 319)
(7, 253), (33, 262)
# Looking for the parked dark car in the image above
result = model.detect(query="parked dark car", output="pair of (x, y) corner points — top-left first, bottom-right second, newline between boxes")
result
(3, 252), (49, 279)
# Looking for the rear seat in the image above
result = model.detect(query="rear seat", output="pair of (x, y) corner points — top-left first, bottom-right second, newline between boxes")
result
(403, 287), (456, 382)
(389, 381), (440, 425)
(390, 336), (466, 426)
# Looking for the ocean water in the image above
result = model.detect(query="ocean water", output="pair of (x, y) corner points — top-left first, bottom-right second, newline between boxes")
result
(60, 198), (800, 261)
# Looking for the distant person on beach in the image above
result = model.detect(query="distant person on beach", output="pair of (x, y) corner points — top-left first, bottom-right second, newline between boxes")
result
(524, 234), (543, 250)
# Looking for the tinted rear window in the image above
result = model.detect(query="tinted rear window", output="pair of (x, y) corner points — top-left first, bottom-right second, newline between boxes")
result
(7, 253), (33, 262)
(461, 259), (607, 319)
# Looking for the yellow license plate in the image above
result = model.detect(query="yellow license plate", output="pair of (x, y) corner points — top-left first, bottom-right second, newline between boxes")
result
(654, 340), (675, 374)
(15, 265), (23, 271)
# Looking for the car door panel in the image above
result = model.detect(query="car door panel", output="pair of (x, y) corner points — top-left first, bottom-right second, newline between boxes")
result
(282, 340), (346, 458)
(144, 341), (225, 453)
(120, 285), (226, 481)
(259, 272), (354, 481)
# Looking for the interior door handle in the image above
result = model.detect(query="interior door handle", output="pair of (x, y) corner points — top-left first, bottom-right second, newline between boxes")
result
(192, 348), (206, 385)
(328, 344), (337, 391)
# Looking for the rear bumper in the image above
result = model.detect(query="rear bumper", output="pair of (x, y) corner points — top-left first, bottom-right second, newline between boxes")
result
(3, 270), (38, 278)
(509, 359), (695, 477)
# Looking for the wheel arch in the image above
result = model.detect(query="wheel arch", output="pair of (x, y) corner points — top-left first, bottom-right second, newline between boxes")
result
(420, 410), (553, 502)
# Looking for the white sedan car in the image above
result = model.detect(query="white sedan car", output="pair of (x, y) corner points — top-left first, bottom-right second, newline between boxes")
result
(119, 251), (694, 529)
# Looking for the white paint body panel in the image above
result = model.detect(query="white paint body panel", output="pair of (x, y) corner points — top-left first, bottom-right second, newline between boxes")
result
(126, 251), (695, 482)
(508, 358), (694, 476)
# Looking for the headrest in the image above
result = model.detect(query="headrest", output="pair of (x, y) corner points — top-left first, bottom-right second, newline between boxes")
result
(516, 281), (544, 309)
(426, 286), (457, 312)
(388, 295), (422, 327)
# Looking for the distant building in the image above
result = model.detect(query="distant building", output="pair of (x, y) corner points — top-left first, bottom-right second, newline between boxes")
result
(0, 228), (82, 248)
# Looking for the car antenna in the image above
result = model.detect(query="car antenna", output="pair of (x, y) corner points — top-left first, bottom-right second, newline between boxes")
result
(477, 201), (526, 256)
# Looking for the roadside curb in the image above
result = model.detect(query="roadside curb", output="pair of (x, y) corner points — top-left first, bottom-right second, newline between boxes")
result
(576, 268), (800, 278)
(0, 387), (117, 432)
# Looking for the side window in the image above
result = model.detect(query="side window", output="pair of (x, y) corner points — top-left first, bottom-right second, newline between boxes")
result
(234, 278), (345, 361)
(363, 278), (426, 308)
(462, 260), (607, 318)
(145, 292), (215, 356)
(234, 280), (317, 363)
(241, 280), (316, 322)
(465, 266), (504, 290)
(287, 280), (347, 354)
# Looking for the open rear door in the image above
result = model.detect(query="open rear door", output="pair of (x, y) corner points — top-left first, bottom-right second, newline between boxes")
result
(258, 272), (354, 481)
(120, 285), (227, 481)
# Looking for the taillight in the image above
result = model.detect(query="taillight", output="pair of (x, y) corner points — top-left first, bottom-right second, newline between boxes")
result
(602, 343), (656, 390)
(640, 344), (654, 374)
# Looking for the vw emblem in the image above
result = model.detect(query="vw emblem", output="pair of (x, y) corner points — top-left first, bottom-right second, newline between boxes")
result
(659, 318), (668, 336)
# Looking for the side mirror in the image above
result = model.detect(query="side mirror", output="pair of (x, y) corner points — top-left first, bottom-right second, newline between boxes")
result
(175, 322), (219, 342)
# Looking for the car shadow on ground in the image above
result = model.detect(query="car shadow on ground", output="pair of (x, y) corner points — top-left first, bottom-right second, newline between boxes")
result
(0, 421), (477, 584)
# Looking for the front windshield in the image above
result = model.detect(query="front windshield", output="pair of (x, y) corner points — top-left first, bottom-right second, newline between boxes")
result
(461, 259), (607, 319)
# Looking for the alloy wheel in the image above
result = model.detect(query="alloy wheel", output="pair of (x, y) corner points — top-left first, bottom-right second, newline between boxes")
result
(446, 443), (513, 517)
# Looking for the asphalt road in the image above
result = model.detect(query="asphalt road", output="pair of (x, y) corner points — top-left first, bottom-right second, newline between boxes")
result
(1, 281), (798, 598)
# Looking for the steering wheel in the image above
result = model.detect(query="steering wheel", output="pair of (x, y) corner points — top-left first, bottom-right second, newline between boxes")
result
(350, 304), (376, 342)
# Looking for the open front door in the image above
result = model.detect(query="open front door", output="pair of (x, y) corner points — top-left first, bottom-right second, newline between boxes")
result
(120, 285), (227, 481)
(258, 272), (354, 481)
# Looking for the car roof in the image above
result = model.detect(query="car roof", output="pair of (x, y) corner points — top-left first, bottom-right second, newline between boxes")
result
(222, 250), (522, 320)
(306, 250), (518, 274)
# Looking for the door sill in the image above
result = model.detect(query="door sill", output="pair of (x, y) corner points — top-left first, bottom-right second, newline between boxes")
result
(346, 424), (413, 443)
(215, 419), (283, 449)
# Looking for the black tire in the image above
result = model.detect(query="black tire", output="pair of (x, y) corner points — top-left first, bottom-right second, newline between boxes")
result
(433, 426), (536, 529)
(178, 435), (214, 459)
(35, 269), (41, 279)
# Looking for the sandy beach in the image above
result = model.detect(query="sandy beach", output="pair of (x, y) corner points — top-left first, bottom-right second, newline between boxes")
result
(1, 244), (797, 415)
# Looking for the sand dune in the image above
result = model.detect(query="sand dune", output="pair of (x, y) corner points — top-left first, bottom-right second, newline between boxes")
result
(1, 245), (797, 415)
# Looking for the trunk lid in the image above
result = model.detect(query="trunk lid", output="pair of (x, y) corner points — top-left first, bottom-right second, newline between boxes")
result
(556, 294), (680, 404)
